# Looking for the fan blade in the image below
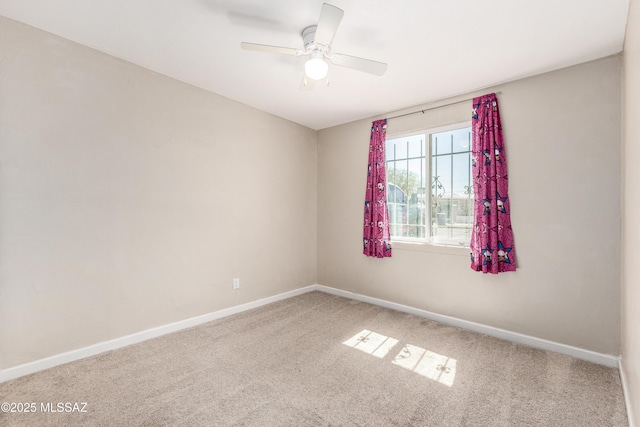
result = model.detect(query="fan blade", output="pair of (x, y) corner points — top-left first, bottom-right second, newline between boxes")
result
(300, 74), (316, 91)
(330, 53), (388, 76)
(314, 3), (344, 46)
(241, 42), (302, 56)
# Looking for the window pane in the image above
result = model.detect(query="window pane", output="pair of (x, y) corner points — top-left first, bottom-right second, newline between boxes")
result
(386, 127), (471, 244)
(388, 199), (406, 238)
(434, 133), (452, 155)
(407, 158), (425, 238)
(385, 139), (396, 161)
(407, 135), (424, 159)
(408, 158), (423, 187)
(393, 138), (408, 159)
(451, 153), (470, 196)
(452, 128), (472, 153)
(386, 163), (395, 203)
(385, 134), (426, 240)
(435, 155), (452, 197)
(430, 126), (473, 245)
(387, 160), (407, 194)
(386, 157), (408, 238)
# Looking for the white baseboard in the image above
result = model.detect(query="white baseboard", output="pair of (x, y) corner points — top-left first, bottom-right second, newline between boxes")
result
(0, 285), (317, 383)
(316, 285), (621, 368)
(619, 359), (636, 427)
(1, 283), (622, 384)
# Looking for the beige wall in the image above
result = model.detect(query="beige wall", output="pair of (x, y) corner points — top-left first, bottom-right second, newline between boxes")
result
(0, 17), (317, 369)
(623, 0), (640, 422)
(318, 55), (622, 355)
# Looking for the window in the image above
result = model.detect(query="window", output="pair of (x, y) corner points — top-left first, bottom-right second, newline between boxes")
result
(385, 123), (473, 246)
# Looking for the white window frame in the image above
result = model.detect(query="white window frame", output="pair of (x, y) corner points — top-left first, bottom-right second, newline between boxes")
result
(386, 121), (473, 248)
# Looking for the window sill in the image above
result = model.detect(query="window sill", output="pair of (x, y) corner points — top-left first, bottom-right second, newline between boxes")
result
(391, 240), (469, 256)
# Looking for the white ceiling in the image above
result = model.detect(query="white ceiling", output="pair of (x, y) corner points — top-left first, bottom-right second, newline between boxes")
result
(0, 0), (630, 130)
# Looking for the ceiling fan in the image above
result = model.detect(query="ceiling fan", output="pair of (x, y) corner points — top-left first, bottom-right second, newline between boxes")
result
(240, 3), (388, 89)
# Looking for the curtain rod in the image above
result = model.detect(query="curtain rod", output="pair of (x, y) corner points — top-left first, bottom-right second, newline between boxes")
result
(386, 91), (502, 121)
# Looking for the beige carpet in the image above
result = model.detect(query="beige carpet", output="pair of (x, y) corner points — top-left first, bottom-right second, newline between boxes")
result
(0, 291), (629, 426)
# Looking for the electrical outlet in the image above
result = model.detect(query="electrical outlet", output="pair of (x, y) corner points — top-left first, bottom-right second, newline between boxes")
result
(232, 278), (240, 290)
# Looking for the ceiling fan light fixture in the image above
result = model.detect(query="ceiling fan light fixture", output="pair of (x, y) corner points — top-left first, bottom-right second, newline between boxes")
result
(305, 57), (328, 80)
(241, 4), (387, 89)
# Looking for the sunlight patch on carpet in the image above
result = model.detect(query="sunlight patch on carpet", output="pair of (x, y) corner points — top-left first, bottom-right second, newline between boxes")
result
(343, 330), (456, 387)
(342, 329), (399, 358)
(392, 344), (457, 387)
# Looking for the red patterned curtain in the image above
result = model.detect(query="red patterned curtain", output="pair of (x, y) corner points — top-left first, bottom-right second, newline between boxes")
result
(363, 119), (392, 258)
(470, 94), (516, 273)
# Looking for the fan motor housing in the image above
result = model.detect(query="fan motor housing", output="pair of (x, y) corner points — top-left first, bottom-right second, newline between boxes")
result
(302, 25), (319, 50)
